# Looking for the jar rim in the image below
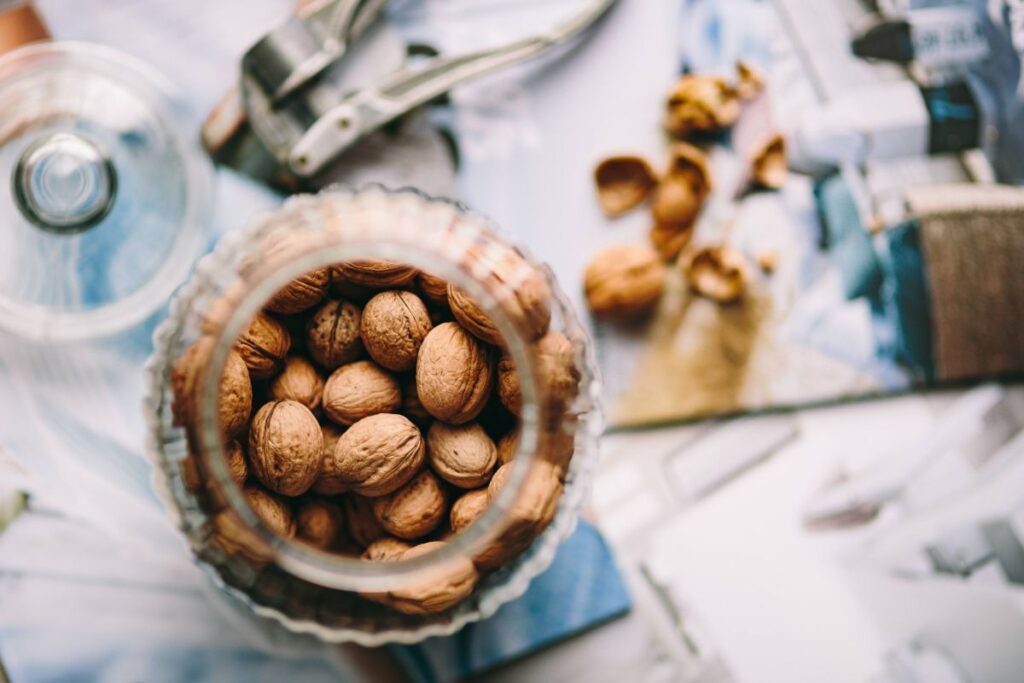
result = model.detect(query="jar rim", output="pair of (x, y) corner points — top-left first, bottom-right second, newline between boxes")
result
(196, 190), (546, 592)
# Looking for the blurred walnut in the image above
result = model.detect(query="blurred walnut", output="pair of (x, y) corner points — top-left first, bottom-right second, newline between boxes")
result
(245, 484), (296, 538)
(319, 413), (424, 496)
(427, 422), (497, 489)
(751, 133), (787, 189)
(416, 272), (449, 307)
(372, 470), (447, 540)
(450, 488), (490, 533)
(664, 74), (740, 136)
(269, 356), (325, 412)
(360, 291), (432, 371)
(267, 269), (330, 315)
(416, 323), (494, 425)
(248, 400), (324, 496)
(235, 312), (291, 379)
(496, 430), (519, 465)
(225, 439), (249, 484)
(593, 155), (657, 216)
(322, 360), (401, 426)
(684, 246), (750, 304)
(295, 497), (345, 550)
(363, 536), (412, 561)
(475, 461), (562, 569)
(333, 260), (417, 288)
(305, 299), (363, 370)
(735, 60), (766, 100)
(343, 495), (385, 547)
(649, 222), (694, 261)
(171, 338), (252, 437)
(583, 244), (666, 318)
(384, 542), (479, 615)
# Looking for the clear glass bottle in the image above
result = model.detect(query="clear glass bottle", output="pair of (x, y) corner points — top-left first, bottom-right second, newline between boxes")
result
(144, 185), (600, 643)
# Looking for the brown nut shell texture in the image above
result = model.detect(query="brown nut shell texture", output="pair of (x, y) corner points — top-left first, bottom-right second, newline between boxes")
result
(295, 497), (345, 550)
(593, 155), (657, 217)
(385, 542), (479, 615)
(360, 291), (433, 371)
(334, 260), (417, 288)
(427, 422), (497, 488)
(416, 322), (494, 425)
(306, 299), (363, 370)
(225, 439), (249, 484)
(249, 400), (324, 496)
(649, 221), (695, 261)
(685, 246), (750, 304)
(245, 484), (297, 539)
(664, 74), (740, 136)
(372, 470), (447, 540)
(321, 413), (425, 497)
(584, 244), (667, 318)
(475, 461), (562, 569)
(266, 269), (330, 315)
(416, 272), (450, 306)
(499, 331), (580, 417)
(363, 536), (412, 561)
(236, 312), (291, 380)
(751, 133), (787, 190)
(343, 495), (385, 547)
(450, 488), (490, 533)
(241, 231), (330, 315)
(322, 360), (402, 426)
(269, 356), (325, 412)
(171, 339), (252, 437)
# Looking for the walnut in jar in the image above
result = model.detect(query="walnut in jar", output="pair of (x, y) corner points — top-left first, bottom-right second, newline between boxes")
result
(416, 272), (449, 307)
(295, 497), (345, 550)
(583, 244), (667, 318)
(269, 356), (325, 412)
(305, 299), (363, 370)
(319, 413), (425, 497)
(248, 400), (324, 497)
(427, 422), (497, 489)
(416, 322), (494, 425)
(322, 360), (401, 426)
(360, 290), (433, 371)
(244, 484), (297, 539)
(235, 312), (291, 380)
(450, 488), (490, 533)
(371, 470), (447, 540)
(343, 494), (385, 547)
(363, 536), (412, 561)
(170, 338), (252, 438)
(384, 542), (479, 615)
(333, 260), (417, 288)
(241, 231), (330, 315)
(475, 461), (562, 569)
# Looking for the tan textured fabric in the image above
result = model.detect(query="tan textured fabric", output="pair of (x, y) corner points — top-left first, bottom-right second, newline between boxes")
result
(906, 185), (1024, 381)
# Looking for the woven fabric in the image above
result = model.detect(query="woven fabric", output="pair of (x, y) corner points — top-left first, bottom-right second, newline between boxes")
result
(907, 185), (1024, 381)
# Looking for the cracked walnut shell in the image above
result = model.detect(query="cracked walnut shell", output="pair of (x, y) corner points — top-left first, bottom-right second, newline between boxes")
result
(322, 360), (401, 426)
(320, 413), (425, 497)
(249, 400), (324, 497)
(685, 246), (750, 304)
(593, 155), (657, 217)
(235, 312), (291, 380)
(664, 74), (740, 136)
(361, 290), (433, 371)
(269, 356), (325, 412)
(584, 244), (667, 318)
(428, 422), (497, 489)
(416, 323), (494, 425)
(372, 470), (447, 540)
(306, 299), (363, 370)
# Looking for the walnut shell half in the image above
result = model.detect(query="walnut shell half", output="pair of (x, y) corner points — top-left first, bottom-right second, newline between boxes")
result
(416, 322), (494, 425)
(664, 74), (740, 137)
(427, 422), (497, 489)
(248, 400), (324, 496)
(360, 290), (433, 371)
(593, 155), (657, 217)
(583, 244), (667, 318)
(320, 413), (425, 496)
(372, 470), (447, 540)
(684, 246), (750, 304)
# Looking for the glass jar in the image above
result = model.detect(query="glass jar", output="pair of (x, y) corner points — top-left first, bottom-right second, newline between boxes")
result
(144, 185), (601, 644)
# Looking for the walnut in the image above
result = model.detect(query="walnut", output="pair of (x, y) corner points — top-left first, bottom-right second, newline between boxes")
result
(384, 542), (479, 615)
(496, 353), (521, 414)
(363, 536), (412, 561)
(330, 273), (378, 303)
(266, 269), (330, 315)
(664, 74), (740, 136)
(499, 332), (579, 417)
(450, 488), (490, 533)
(735, 60), (765, 100)
(322, 360), (402, 426)
(496, 430), (519, 465)
(416, 272), (449, 307)
(235, 311), (291, 379)
(269, 356), (325, 412)
(649, 222), (694, 261)
(401, 376), (431, 427)
(245, 484), (297, 538)
(427, 422), (497, 488)
(416, 322), (494, 424)
(360, 291), (433, 371)
(475, 461), (562, 569)
(371, 470), (447, 540)
(593, 155), (657, 216)
(333, 260), (417, 288)
(684, 246), (749, 304)
(225, 439), (249, 484)
(305, 299), (363, 370)
(343, 495), (385, 547)
(295, 497), (345, 550)
(248, 400), (324, 497)
(170, 338), (252, 437)
(312, 423), (346, 494)
(652, 143), (713, 228)
(319, 413), (425, 496)
(583, 244), (666, 318)
(751, 133), (786, 189)
(237, 231), (330, 315)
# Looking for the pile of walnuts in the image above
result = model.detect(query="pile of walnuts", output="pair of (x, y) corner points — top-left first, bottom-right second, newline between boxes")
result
(171, 239), (581, 616)
(584, 61), (782, 318)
